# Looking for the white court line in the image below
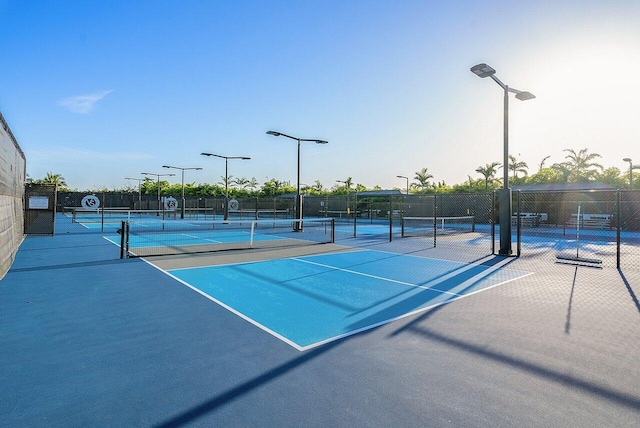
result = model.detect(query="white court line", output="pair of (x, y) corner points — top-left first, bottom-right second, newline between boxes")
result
(291, 257), (463, 297)
(144, 250), (533, 352)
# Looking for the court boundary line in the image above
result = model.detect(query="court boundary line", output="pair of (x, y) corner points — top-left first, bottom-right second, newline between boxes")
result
(141, 257), (307, 351)
(144, 250), (533, 351)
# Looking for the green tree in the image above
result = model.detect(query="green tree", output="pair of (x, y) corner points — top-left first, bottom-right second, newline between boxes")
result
(538, 155), (551, 171)
(597, 167), (626, 188)
(475, 162), (501, 193)
(526, 167), (564, 184)
(508, 154), (528, 183)
(550, 162), (571, 182)
(412, 168), (433, 193)
(563, 148), (603, 182)
(36, 172), (68, 189)
(247, 177), (259, 194)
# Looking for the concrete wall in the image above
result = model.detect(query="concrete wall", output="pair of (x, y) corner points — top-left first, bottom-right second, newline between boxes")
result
(0, 112), (26, 280)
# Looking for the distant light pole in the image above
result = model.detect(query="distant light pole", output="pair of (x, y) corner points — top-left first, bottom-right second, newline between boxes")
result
(162, 165), (203, 219)
(141, 172), (175, 214)
(200, 153), (250, 221)
(125, 177), (145, 208)
(397, 175), (409, 194)
(622, 158), (638, 189)
(471, 63), (535, 255)
(267, 130), (328, 230)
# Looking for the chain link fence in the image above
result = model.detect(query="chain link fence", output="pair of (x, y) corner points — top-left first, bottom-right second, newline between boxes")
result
(515, 190), (640, 271)
(53, 189), (640, 272)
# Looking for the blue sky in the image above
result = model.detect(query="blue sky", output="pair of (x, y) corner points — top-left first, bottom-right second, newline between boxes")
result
(1, 0), (639, 191)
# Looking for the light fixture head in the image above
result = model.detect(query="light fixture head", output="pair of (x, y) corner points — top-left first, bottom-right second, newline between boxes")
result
(266, 131), (281, 137)
(471, 63), (496, 78)
(515, 91), (536, 101)
(623, 158), (632, 162)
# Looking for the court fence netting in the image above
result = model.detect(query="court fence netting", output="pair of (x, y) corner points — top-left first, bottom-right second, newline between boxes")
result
(56, 189), (640, 271)
(118, 217), (335, 258)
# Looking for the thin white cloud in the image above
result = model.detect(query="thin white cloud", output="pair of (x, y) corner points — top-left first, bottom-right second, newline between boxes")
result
(57, 90), (114, 113)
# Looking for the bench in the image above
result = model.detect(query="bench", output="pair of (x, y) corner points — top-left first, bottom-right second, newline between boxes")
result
(511, 212), (547, 227)
(566, 213), (611, 229)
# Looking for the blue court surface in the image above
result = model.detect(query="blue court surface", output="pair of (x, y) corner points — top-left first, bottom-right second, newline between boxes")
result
(166, 250), (532, 350)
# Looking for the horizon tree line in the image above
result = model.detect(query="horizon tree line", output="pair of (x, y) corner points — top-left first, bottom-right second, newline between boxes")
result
(31, 148), (640, 196)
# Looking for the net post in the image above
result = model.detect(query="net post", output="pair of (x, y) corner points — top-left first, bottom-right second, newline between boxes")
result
(250, 221), (255, 248)
(125, 221), (130, 257)
(331, 218), (335, 243)
(120, 220), (126, 259)
(401, 217), (405, 238)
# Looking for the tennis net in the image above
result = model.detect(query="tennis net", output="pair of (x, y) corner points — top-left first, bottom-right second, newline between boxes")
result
(71, 208), (177, 223)
(119, 217), (335, 258)
(401, 216), (475, 238)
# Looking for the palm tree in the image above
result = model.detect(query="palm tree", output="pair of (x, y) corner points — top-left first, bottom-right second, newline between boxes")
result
(261, 178), (283, 197)
(563, 148), (604, 182)
(219, 174), (234, 188)
(413, 168), (433, 192)
(476, 162), (501, 193)
(312, 180), (324, 193)
(41, 172), (67, 187)
(550, 162), (572, 182)
(508, 155), (528, 180)
(538, 155), (550, 171)
(337, 177), (353, 193)
(247, 177), (259, 194)
(234, 177), (250, 189)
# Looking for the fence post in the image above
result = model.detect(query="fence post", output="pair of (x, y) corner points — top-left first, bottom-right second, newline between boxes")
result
(516, 190), (521, 257)
(433, 193), (437, 248)
(491, 191), (496, 255)
(617, 190), (621, 269)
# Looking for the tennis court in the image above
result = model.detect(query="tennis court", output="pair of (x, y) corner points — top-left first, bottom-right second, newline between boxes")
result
(162, 250), (531, 350)
(3, 212), (640, 426)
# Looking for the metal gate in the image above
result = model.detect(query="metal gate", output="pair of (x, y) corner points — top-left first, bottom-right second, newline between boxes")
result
(24, 183), (57, 235)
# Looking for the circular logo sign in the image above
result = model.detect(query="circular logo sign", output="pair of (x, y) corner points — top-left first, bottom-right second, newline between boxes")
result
(164, 197), (178, 211)
(228, 199), (239, 210)
(81, 195), (100, 210)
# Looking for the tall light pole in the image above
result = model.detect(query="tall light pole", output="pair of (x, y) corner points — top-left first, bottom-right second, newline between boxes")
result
(141, 172), (175, 214)
(200, 153), (250, 221)
(471, 63), (535, 255)
(336, 180), (349, 213)
(125, 177), (145, 208)
(397, 175), (409, 194)
(266, 130), (328, 230)
(622, 158), (638, 189)
(162, 165), (203, 219)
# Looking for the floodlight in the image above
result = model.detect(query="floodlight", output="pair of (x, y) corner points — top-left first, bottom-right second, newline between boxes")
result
(515, 91), (536, 101)
(470, 63), (496, 78)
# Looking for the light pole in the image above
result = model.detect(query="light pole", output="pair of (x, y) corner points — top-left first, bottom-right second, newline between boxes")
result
(336, 179), (349, 214)
(200, 153), (250, 221)
(267, 130), (328, 230)
(162, 165), (203, 219)
(622, 158), (639, 189)
(397, 175), (409, 194)
(471, 63), (535, 255)
(125, 177), (145, 208)
(141, 172), (175, 214)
